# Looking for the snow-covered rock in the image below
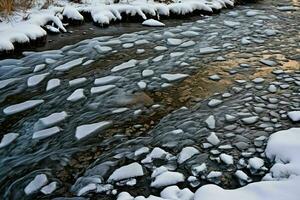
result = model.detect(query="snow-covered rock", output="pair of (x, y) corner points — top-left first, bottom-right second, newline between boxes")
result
(177, 147), (200, 164)
(142, 19), (165, 27)
(108, 162), (144, 182)
(195, 128), (300, 200)
(288, 111), (300, 122)
(151, 171), (185, 188)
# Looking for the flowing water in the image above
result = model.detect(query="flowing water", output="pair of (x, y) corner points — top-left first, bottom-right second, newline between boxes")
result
(0, 0), (299, 199)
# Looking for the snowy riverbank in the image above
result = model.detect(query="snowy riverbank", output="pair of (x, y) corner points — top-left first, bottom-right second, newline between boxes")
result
(0, 0), (234, 54)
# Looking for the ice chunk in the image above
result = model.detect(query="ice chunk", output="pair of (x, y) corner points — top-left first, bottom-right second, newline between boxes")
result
(199, 47), (220, 54)
(207, 132), (220, 145)
(41, 181), (58, 195)
(55, 57), (85, 71)
(69, 78), (87, 86)
(32, 126), (61, 139)
(0, 133), (19, 148)
(46, 79), (60, 91)
(0, 78), (20, 90)
(161, 73), (188, 82)
(35, 111), (68, 130)
(111, 59), (137, 72)
(67, 89), (86, 102)
(75, 121), (112, 140)
(142, 69), (154, 77)
(167, 38), (182, 46)
(94, 76), (121, 85)
(24, 174), (48, 195)
(205, 115), (216, 129)
(91, 85), (116, 94)
(27, 73), (49, 87)
(3, 100), (44, 115)
(177, 147), (200, 164)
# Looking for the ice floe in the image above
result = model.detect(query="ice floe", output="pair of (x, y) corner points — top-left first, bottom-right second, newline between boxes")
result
(75, 121), (112, 140)
(3, 100), (44, 115)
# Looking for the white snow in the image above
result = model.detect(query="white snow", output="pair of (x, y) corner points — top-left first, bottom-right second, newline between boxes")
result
(27, 73), (50, 87)
(142, 19), (165, 27)
(142, 147), (172, 163)
(0, 133), (19, 148)
(194, 128), (300, 200)
(46, 79), (61, 91)
(55, 57), (85, 71)
(192, 163), (207, 176)
(67, 89), (86, 102)
(3, 100), (44, 115)
(177, 146), (200, 164)
(151, 171), (185, 188)
(24, 174), (48, 195)
(75, 121), (112, 140)
(161, 186), (194, 200)
(0, 0), (234, 52)
(248, 157), (264, 170)
(111, 59), (137, 72)
(32, 126), (61, 139)
(63, 6), (84, 21)
(108, 162), (144, 182)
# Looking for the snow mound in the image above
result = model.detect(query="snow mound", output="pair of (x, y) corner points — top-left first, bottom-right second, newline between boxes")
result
(194, 128), (300, 200)
(142, 19), (165, 27)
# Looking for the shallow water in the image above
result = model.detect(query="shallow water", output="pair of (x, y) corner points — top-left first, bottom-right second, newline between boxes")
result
(0, 0), (299, 199)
